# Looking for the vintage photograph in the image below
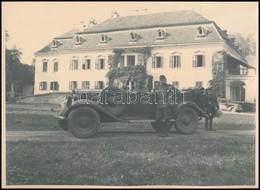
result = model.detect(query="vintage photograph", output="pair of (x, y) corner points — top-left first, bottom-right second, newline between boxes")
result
(2, 1), (258, 188)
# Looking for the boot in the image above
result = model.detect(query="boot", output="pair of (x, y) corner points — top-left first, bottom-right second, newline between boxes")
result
(205, 119), (209, 131)
(159, 122), (167, 137)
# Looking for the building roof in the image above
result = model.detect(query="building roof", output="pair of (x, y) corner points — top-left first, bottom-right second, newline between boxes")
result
(36, 24), (223, 54)
(35, 9), (245, 64)
(78, 10), (212, 34)
(55, 29), (80, 39)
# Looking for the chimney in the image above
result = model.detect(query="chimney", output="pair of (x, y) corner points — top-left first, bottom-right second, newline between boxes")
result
(229, 37), (235, 44)
(88, 19), (97, 28)
(111, 11), (119, 18)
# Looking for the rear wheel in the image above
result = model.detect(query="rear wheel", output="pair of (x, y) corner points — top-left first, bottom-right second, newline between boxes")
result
(175, 107), (199, 134)
(68, 107), (100, 138)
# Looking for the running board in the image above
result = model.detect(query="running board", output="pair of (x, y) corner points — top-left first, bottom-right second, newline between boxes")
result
(128, 119), (175, 123)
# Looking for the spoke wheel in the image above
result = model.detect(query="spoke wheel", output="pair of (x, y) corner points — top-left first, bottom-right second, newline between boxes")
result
(175, 107), (199, 134)
(68, 107), (100, 138)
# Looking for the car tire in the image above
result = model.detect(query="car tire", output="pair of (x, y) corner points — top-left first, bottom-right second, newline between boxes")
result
(101, 87), (127, 116)
(58, 120), (69, 131)
(151, 122), (163, 133)
(68, 107), (100, 138)
(175, 107), (199, 134)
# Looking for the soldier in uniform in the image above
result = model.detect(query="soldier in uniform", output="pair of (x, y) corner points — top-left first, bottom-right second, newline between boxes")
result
(204, 80), (219, 131)
(156, 75), (172, 137)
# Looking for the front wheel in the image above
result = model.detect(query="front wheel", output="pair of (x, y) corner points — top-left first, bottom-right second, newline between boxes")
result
(175, 107), (199, 134)
(68, 107), (101, 138)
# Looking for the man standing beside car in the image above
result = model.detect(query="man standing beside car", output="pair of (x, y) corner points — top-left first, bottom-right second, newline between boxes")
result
(205, 80), (220, 131)
(155, 75), (172, 137)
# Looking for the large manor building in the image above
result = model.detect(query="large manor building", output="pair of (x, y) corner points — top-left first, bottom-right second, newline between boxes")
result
(34, 10), (256, 102)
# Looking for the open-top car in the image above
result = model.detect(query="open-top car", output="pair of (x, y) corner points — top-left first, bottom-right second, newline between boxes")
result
(218, 98), (243, 112)
(56, 84), (214, 138)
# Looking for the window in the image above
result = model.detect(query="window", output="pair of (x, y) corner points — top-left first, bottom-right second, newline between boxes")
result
(170, 56), (181, 68)
(192, 54), (205, 67)
(157, 29), (166, 39)
(83, 59), (91, 70)
(39, 82), (47, 90)
(82, 81), (90, 89)
(96, 58), (105, 69)
(154, 81), (160, 90)
(152, 56), (163, 68)
(69, 81), (77, 90)
(130, 32), (138, 42)
(119, 56), (125, 67)
(70, 59), (79, 70)
(75, 36), (81, 44)
(42, 62), (48, 72)
(52, 40), (58, 48)
(195, 81), (203, 88)
(53, 62), (58, 72)
(127, 55), (135, 66)
(95, 81), (104, 89)
(172, 81), (179, 88)
(50, 82), (59, 91)
(197, 27), (207, 37)
(100, 34), (109, 43)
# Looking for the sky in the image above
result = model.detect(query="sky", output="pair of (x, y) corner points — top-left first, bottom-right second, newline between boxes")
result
(2, 2), (258, 65)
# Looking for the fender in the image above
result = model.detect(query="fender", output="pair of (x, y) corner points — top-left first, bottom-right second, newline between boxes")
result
(64, 100), (129, 123)
(177, 101), (209, 118)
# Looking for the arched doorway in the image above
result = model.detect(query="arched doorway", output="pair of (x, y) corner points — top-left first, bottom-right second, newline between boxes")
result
(230, 81), (245, 101)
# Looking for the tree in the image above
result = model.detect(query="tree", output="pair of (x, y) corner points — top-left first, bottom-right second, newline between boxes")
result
(5, 31), (35, 98)
(230, 33), (256, 62)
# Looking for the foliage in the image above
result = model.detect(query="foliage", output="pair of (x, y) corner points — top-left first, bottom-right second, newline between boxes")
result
(229, 33), (256, 61)
(5, 31), (35, 97)
(106, 65), (148, 90)
(212, 51), (226, 98)
(107, 47), (152, 90)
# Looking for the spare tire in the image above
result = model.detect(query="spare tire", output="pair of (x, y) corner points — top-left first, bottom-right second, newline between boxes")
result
(100, 87), (127, 116)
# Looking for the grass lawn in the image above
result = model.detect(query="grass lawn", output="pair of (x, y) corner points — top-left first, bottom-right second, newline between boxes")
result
(4, 103), (257, 186)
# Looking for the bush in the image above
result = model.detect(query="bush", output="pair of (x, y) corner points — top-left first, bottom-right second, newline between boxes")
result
(240, 102), (256, 112)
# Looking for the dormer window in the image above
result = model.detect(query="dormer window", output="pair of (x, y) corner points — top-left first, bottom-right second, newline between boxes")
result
(75, 36), (81, 44)
(197, 26), (207, 37)
(100, 34), (109, 43)
(157, 29), (166, 39)
(130, 32), (138, 42)
(52, 40), (58, 48)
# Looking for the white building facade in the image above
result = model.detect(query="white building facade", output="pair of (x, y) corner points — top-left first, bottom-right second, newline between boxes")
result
(34, 10), (256, 102)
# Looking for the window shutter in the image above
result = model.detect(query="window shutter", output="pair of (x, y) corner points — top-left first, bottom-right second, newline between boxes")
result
(103, 59), (105, 69)
(82, 63), (85, 70)
(69, 81), (72, 90)
(179, 56), (181, 68)
(70, 60), (73, 70)
(192, 55), (196, 67)
(45, 83), (47, 90)
(169, 56), (173, 68)
(137, 55), (143, 65)
(152, 57), (155, 68)
(160, 57), (163, 68)
(95, 59), (99, 69)
(202, 55), (206, 67)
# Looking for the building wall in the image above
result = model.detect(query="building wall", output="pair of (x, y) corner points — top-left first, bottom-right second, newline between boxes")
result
(148, 43), (223, 89)
(34, 43), (225, 94)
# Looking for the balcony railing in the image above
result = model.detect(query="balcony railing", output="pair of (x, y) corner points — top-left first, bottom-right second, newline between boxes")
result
(227, 68), (249, 76)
